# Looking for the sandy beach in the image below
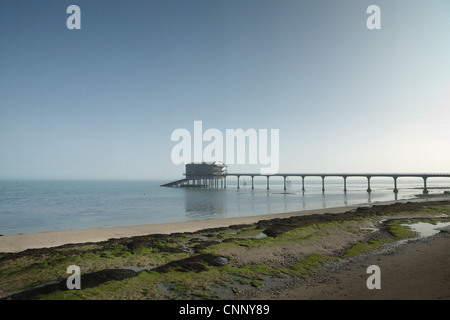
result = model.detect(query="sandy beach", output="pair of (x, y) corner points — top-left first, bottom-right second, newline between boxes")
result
(0, 205), (357, 253)
(1, 198), (450, 300)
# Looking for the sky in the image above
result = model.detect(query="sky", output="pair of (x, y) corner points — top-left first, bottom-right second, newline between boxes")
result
(0, 0), (449, 180)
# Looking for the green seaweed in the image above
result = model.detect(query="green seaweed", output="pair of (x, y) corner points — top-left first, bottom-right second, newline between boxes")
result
(290, 253), (339, 276)
(343, 239), (393, 258)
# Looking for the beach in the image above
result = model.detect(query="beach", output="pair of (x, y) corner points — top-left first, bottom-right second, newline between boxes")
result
(251, 232), (450, 300)
(1, 198), (449, 300)
(0, 205), (357, 253)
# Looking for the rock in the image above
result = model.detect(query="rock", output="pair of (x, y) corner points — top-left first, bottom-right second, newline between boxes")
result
(152, 254), (226, 273)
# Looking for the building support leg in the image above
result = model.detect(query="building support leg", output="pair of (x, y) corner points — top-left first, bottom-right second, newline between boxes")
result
(367, 176), (372, 193)
(423, 177), (429, 194)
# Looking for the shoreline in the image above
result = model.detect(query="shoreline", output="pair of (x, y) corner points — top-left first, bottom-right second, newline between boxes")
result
(1, 198), (449, 300)
(0, 205), (358, 253)
(1, 195), (448, 254)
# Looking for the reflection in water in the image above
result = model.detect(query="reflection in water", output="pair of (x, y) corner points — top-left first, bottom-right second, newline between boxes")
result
(182, 187), (388, 221)
(184, 189), (226, 220)
(181, 178), (445, 222)
(321, 193), (326, 209)
(2, 178), (449, 235)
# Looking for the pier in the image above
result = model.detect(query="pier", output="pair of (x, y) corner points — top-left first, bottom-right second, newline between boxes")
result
(161, 163), (450, 193)
(161, 161), (226, 188)
(223, 173), (450, 194)
(160, 177), (224, 188)
(162, 171), (450, 194)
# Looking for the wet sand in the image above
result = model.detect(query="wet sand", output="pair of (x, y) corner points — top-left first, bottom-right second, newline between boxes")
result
(253, 233), (450, 300)
(0, 205), (356, 253)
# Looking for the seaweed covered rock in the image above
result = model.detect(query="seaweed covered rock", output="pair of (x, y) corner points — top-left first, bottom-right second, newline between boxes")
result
(152, 254), (226, 273)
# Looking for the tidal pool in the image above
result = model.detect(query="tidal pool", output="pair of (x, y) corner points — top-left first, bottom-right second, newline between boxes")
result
(401, 221), (450, 238)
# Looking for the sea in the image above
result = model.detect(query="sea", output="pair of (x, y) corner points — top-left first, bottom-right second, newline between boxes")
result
(0, 177), (449, 236)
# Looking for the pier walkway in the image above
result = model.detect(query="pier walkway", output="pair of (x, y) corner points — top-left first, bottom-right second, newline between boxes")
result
(225, 173), (450, 193)
(162, 173), (450, 194)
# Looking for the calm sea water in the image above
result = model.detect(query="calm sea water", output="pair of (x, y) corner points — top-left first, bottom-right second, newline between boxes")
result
(0, 177), (449, 235)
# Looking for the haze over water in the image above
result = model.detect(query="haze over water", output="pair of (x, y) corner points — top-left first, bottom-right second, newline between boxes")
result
(1, 177), (449, 236)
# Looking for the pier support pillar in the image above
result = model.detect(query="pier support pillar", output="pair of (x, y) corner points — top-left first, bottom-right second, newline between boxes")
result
(321, 176), (325, 192)
(237, 176), (240, 189)
(251, 176), (254, 189)
(367, 176), (372, 193)
(266, 176), (270, 190)
(302, 176), (305, 192)
(224, 177), (226, 189)
(423, 177), (429, 194)
(284, 176), (287, 190)
(393, 177), (398, 193)
(343, 176), (347, 192)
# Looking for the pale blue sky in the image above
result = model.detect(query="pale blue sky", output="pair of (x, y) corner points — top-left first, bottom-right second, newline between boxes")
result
(0, 0), (449, 179)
